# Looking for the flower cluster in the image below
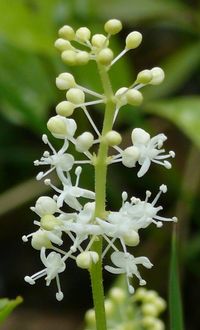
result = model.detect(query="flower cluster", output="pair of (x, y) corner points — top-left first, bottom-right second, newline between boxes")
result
(23, 19), (177, 301)
(85, 286), (166, 330)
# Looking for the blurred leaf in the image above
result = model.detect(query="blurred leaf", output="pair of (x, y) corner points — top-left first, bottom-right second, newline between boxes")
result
(0, 0), (57, 54)
(144, 96), (200, 149)
(0, 40), (56, 132)
(144, 43), (200, 100)
(0, 296), (23, 324)
(98, 0), (189, 25)
(169, 227), (184, 330)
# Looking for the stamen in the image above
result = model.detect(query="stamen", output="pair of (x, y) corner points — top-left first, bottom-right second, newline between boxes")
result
(75, 166), (82, 186)
(56, 275), (64, 301)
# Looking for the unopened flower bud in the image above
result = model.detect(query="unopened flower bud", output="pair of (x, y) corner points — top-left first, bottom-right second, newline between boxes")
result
(123, 230), (139, 246)
(122, 146), (140, 168)
(96, 48), (114, 65)
(76, 51), (90, 65)
(66, 88), (85, 104)
(104, 19), (122, 35)
(54, 39), (73, 51)
(142, 303), (158, 317)
(41, 214), (60, 231)
(76, 251), (99, 269)
(143, 290), (158, 303)
(150, 67), (165, 85)
(31, 231), (52, 250)
(125, 31), (142, 49)
(131, 128), (150, 144)
(58, 25), (75, 40)
(152, 319), (165, 330)
(104, 299), (114, 316)
(136, 69), (153, 84)
(109, 287), (126, 303)
(104, 130), (122, 146)
(47, 115), (77, 139)
(91, 34), (108, 48)
(56, 72), (76, 90)
(56, 101), (75, 117)
(85, 309), (96, 325)
(134, 287), (147, 300)
(115, 87), (128, 106)
(35, 196), (57, 216)
(61, 50), (77, 66)
(76, 27), (91, 42)
(75, 132), (94, 152)
(154, 297), (166, 313)
(142, 316), (156, 328)
(126, 89), (143, 106)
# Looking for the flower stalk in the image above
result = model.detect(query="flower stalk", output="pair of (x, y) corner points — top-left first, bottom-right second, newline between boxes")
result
(23, 18), (177, 330)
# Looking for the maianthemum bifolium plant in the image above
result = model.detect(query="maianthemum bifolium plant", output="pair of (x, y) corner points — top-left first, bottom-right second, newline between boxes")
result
(22, 19), (177, 330)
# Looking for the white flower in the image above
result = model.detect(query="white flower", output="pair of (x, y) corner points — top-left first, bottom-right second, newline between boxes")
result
(25, 248), (66, 301)
(97, 185), (177, 248)
(31, 196), (58, 216)
(34, 135), (74, 181)
(105, 251), (153, 294)
(45, 166), (95, 211)
(122, 128), (175, 177)
(63, 202), (102, 252)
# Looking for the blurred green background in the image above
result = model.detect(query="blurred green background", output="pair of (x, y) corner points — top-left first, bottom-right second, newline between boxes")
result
(0, 0), (200, 329)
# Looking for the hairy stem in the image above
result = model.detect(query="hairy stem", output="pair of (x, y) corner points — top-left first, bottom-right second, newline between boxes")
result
(89, 64), (116, 330)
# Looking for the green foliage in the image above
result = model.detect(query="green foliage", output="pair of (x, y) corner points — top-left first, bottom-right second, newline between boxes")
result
(0, 296), (23, 325)
(145, 97), (200, 149)
(169, 227), (184, 330)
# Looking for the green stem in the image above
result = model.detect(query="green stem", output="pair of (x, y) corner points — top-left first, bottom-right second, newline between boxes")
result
(89, 64), (116, 330)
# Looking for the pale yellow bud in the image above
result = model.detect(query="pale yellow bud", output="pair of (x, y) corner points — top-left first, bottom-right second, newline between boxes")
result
(76, 251), (99, 269)
(150, 67), (165, 85)
(115, 87), (128, 106)
(47, 116), (67, 136)
(91, 34), (108, 48)
(134, 287), (147, 300)
(56, 72), (76, 90)
(143, 290), (158, 303)
(136, 69), (153, 84)
(109, 287), (126, 303)
(154, 297), (167, 313)
(142, 303), (158, 317)
(54, 39), (73, 51)
(31, 231), (52, 250)
(61, 50), (77, 66)
(85, 309), (96, 325)
(96, 48), (114, 65)
(142, 316), (156, 327)
(125, 31), (142, 49)
(126, 89), (143, 106)
(76, 27), (91, 41)
(104, 299), (114, 316)
(40, 214), (60, 231)
(56, 101), (75, 117)
(66, 88), (85, 104)
(104, 19), (122, 35)
(75, 132), (94, 152)
(104, 130), (122, 146)
(58, 25), (75, 40)
(123, 230), (140, 246)
(76, 51), (90, 65)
